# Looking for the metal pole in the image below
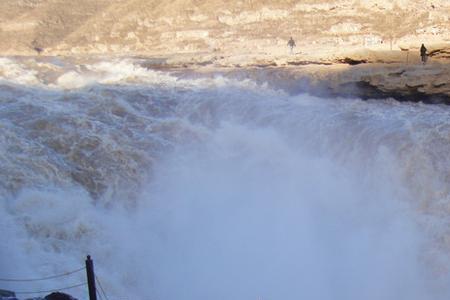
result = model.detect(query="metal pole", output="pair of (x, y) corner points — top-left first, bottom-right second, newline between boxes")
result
(85, 255), (97, 300)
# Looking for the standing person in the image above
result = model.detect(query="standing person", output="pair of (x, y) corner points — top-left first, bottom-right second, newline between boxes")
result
(420, 43), (427, 65)
(287, 37), (296, 54)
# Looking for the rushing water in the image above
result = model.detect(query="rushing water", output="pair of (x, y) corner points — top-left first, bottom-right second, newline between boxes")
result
(1, 57), (450, 300)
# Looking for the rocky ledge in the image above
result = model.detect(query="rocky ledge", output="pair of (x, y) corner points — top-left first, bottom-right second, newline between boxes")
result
(287, 62), (450, 104)
(143, 45), (450, 104)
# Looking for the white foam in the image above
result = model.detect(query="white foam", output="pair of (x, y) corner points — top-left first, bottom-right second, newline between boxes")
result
(54, 59), (180, 89)
(55, 70), (94, 89)
(0, 58), (40, 85)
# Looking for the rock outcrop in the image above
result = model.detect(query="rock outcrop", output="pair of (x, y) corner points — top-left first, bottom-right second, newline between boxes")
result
(0, 289), (16, 300)
(186, 61), (450, 103)
(43, 292), (78, 300)
(0, 290), (77, 300)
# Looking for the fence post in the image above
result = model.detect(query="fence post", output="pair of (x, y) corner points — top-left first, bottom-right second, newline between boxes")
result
(85, 255), (97, 300)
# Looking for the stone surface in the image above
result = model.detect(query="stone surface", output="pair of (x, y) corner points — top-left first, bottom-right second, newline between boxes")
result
(0, 290), (16, 298)
(0, 0), (449, 57)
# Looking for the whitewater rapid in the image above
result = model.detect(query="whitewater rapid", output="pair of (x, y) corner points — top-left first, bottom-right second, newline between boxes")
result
(1, 57), (450, 300)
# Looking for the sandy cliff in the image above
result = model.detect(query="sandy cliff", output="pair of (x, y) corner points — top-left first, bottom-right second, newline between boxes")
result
(1, 0), (449, 57)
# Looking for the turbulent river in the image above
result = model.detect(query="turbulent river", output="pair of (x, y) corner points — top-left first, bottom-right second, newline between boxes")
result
(1, 57), (450, 300)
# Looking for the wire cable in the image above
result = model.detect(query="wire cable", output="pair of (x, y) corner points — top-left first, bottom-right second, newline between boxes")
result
(96, 288), (104, 300)
(0, 267), (86, 282)
(14, 282), (87, 295)
(95, 275), (110, 300)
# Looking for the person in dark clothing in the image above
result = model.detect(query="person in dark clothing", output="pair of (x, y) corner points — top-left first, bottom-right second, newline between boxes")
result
(420, 43), (427, 64)
(287, 37), (296, 54)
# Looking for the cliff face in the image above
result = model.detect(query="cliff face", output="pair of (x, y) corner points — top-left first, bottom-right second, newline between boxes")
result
(1, 0), (449, 56)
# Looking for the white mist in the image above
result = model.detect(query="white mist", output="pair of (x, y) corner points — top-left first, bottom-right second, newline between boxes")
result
(1, 59), (449, 300)
(114, 123), (432, 300)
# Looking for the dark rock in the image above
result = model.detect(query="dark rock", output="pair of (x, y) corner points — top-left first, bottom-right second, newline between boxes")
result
(0, 289), (16, 299)
(337, 57), (367, 65)
(428, 47), (450, 58)
(250, 62), (277, 67)
(44, 292), (78, 300)
(287, 61), (332, 66)
(330, 81), (450, 104)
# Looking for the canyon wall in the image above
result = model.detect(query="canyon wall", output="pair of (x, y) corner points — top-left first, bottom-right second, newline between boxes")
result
(1, 0), (449, 56)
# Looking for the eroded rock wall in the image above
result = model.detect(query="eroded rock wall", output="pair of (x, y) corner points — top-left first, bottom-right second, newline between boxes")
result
(1, 0), (449, 56)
